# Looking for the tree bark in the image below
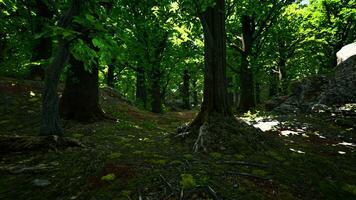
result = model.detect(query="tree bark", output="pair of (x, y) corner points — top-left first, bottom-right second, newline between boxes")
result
(269, 71), (279, 97)
(150, 66), (162, 113)
(182, 69), (190, 109)
(191, 0), (232, 127)
(107, 63), (115, 87)
(41, 0), (83, 136)
(192, 79), (199, 107)
(136, 67), (147, 108)
(239, 15), (255, 112)
(59, 55), (105, 122)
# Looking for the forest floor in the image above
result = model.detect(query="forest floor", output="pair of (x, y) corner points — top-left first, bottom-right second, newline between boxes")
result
(0, 77), (355, 200)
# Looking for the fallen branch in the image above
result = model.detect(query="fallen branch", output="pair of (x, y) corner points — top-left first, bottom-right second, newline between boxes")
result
(160, 174), (176, 192)
(0, 163), (56, 174)
(206, 185), (221, 200)
(0, 135), (83, 154)
(220, 161), (268, 168)
(226, 171), (272, 181)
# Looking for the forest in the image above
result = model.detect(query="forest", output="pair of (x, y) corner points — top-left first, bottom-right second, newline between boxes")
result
(0, 0), (356, 199)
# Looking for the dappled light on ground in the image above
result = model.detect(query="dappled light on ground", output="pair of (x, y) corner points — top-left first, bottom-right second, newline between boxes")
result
(0, 78), (355, 199)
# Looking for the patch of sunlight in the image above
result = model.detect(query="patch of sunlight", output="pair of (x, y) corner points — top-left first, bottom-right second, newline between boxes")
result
(11, 83), (16, 86)
(338, 151), (346, 155)
(253, 120), (280, 132)
(133, 125), (143, 129)
(314, 132), (326, 139)
(281, 130), (300, 136)
(302, 133), (309, 137)
(289, 148), (305, 154)
(338, 142), (356, 147)
(339, 103), (356, 111)
(29, 91), (36, 97)
(304, 131), (327, 139)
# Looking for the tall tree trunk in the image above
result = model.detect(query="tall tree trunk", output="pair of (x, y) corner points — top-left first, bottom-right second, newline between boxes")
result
(191, 0), (232, 127)
(182, 69), (190, 109)
(59, 56), (104, 122)
(41, 0), (83, 136)
(278, 58), (287, 95)
(136, 67), (147, 108)
(29, 0), (54, 80)
(0, 37), (5, 64)
(29, 37), (51, 80)
(255, 81), (261, 104)
(151, 66), (162, 113)
(269, 71), (279, 97)
(192, 80), (199, 107)
(239, 15), (255, 112)
(107, 63), (114, 87)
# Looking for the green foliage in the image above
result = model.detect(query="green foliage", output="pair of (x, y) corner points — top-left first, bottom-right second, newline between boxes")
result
(71, 39), (98, 71)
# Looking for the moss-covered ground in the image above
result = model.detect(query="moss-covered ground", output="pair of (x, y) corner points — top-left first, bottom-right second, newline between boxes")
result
(0, 77), (355, 200)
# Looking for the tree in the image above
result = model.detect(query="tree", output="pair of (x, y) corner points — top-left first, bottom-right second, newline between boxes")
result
(182, 69), (191, 109)
(59, 1), (112, 122)
(41, 0), (84, 136)
(59, 55), (104, 122)
(28, 0), (54, 80)
(228, 0), (294, 111)
(190, 0), (233, 127)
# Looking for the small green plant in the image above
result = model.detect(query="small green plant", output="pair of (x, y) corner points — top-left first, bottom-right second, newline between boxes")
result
(101, 173), (116, 181)
(180, 174), (196, 189)
(209, 152), (222, 160)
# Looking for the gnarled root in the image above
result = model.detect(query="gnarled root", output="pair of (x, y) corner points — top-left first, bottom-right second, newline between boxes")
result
(193, 123), (208, 153)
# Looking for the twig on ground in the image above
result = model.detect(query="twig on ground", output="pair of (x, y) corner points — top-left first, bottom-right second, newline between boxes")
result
(227, 171), (272, 181)
(179, 188), (184, 200)
(160, 174), (175, 192)
(207, 185), (221, 200)
(220, 161), (268, 168)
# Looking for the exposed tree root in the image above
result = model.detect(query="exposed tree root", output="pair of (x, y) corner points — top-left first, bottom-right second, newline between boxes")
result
(0, 135), (83, 154)
(193, 123), (208, 153)
(176, 113), (279, 153)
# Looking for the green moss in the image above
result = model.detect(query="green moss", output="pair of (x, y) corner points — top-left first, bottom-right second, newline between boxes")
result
(209, 152), (222, 160)
(180, 174), (196, 189)
(101, 173), (116, 181)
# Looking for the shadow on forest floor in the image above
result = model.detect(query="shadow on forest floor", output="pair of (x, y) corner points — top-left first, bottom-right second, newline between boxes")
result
(0, 77), (355, 200)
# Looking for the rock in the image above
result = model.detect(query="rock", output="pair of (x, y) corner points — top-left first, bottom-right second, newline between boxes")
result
(264, 96), (289, 111)
(274, 102), (300, 114)
(319, 45), (356, 105)
(274, 43), (356, 113)
(32, 179), (51, 187)
(334, 118), (355, 128)
(336, 43), (356, 65)
(310, 103), (330, 113)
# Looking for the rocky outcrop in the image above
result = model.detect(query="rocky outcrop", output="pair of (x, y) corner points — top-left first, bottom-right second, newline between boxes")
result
(319, 54), (356, 105)
(272, 43), (356, 114)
